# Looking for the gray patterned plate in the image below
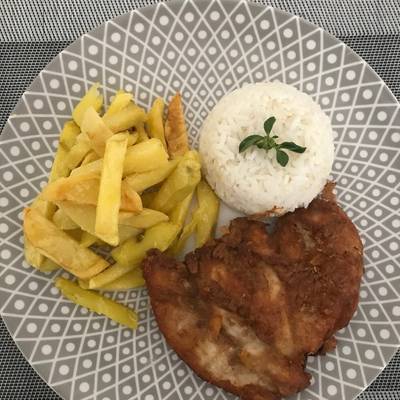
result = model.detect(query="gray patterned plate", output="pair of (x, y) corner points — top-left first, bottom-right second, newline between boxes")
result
(0, 1), (399, 399)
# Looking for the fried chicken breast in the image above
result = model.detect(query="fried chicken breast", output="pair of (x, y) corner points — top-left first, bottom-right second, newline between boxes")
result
(143, 184), (363, 400)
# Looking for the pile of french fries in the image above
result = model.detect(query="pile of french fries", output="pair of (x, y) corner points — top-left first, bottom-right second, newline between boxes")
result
(23, 84), (219, 329)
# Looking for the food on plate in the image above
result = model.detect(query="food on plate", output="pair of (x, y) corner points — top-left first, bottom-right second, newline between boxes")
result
(143, 184), (363, 400)
(55, 278), (138, 329)
(95, 132), (128, 245)
(165, 92), (190, 157)
(24, 208), (109, 279)
(23, 84), (218, 330)
(199, 81), (334, 215)
(239, 116), (306, 167)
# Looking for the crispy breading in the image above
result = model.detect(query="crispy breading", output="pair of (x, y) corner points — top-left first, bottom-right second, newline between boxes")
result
(143, 184), (363, 400)
(165, 93), (189, 157)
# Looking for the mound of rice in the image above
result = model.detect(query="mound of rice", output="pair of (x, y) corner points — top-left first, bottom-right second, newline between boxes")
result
(199, 82), (334, 215)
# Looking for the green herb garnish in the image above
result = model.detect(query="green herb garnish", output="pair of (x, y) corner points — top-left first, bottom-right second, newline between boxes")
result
(238, 117), (306, 167)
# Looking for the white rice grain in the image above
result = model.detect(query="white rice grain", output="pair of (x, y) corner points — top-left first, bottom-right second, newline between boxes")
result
(199, 82), (334, 215)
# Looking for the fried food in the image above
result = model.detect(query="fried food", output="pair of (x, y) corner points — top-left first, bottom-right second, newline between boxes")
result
(165, 93), (189, 157)
(143, 184), (363, 400)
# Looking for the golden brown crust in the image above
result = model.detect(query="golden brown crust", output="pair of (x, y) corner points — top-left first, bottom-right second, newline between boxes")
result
(143, 184), (363, 400)
(164, 93), (189, 157)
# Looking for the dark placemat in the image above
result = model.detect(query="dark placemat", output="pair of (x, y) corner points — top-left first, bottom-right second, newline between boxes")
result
(0, 1), (399, 399)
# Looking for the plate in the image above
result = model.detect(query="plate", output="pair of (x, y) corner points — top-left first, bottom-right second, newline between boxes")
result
(0, 1), (399, 399)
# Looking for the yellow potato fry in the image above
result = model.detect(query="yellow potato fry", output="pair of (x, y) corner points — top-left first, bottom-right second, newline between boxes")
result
(120, 181), (143, 213)
(81, 106), (113, 156)
(80, 231), (98, 247)
(169, 191), (194, 227)
(103, 90), (133, 118)
(56, 201), (141, 241)
(42, 173), (100, 204)
(59, 120), (80, 150)
(170, 216), (197, 256)
(71, 138), (169, 177)
(24, 238), (46, 270)
(127, 132), (139, 147)
(136, 123), (148, 142)
(66, 133), (92, 169)
(88, 262), (135, 289)
(95, 133), (128, 246)
(40, 258), (61, 272)
(146, 97), (167, 149)
(72, 83), (103, 126)
(119, 225), (141, 243)
(55, 277), (138, 329)
(69, 158), (102, 177)
(103, 102), (146, 133)
(118, 208), (168, 229)
(53, 208), (79, 230)
(150, 151), (201, 213)
(111, 222), (180, 267)
(165, 93), (189, 157)
(44, 173), (139, 212)
(97, 269), (145, 291)
(24, 208), (109, 279)
(23, 194), (57, 269)
(123, 158), (180, 193)
(195, 180), (220, 247)
(81, 150), (99, 166)
(123, 138), (169, 176)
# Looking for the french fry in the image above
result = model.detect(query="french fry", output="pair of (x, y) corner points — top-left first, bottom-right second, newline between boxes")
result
(94, 269), (145, 291)
(49, 122), (80, 182)
(81, 106), (113, 156)
(170, 216), (197, 255)
(42, 173), (100, 205)
(123, 138), (169, 176)
(71, 138), (169, 177)
(65, 133), (92, 169)
(170, 180), (219, 254)
(123, 158), (180, 193)
(169, 191), (194, 227)
(195, 180), (220, 247)
(40, 258), (61, 272)
(150, 151), (201, 213)
(95, 133), (128, 246)
(127, 131), (139, 147)
(103, 102), (146, 133)
(55, 277), (138, 329)
(72, 83), (103, 126)
(111, 222), (180, 267)
(53, 208), (79, 230)
(66, 228), (84, 242)
(136, 123), (148, 142)
(43, 174), (142, 212)
(24, 208), (109, 279)
(80, 231), (98, 247)
(103, 90), (133, 118)
(59, 120), (80, 150)
(81, 150), (99, 166)
(56, 201), (141, 241)
(88, 262), (135, 289)
(120, 181), (143, 214)
(146, 97), (167, 149)
(118, 208), (168, 229)
(165, 93), (189, 157)
(23, 195), (57, 270)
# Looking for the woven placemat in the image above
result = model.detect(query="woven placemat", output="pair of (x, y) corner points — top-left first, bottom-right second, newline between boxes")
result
(0, 1), (399, 399)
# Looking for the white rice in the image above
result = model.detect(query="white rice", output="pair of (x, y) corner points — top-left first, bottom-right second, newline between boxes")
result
(199, 82), (334, 215)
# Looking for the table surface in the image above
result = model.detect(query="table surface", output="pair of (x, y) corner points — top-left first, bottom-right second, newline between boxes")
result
(0, 1), (399, 399)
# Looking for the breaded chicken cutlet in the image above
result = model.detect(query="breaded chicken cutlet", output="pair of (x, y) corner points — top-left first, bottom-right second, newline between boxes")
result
(142, 184), (364, 400)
